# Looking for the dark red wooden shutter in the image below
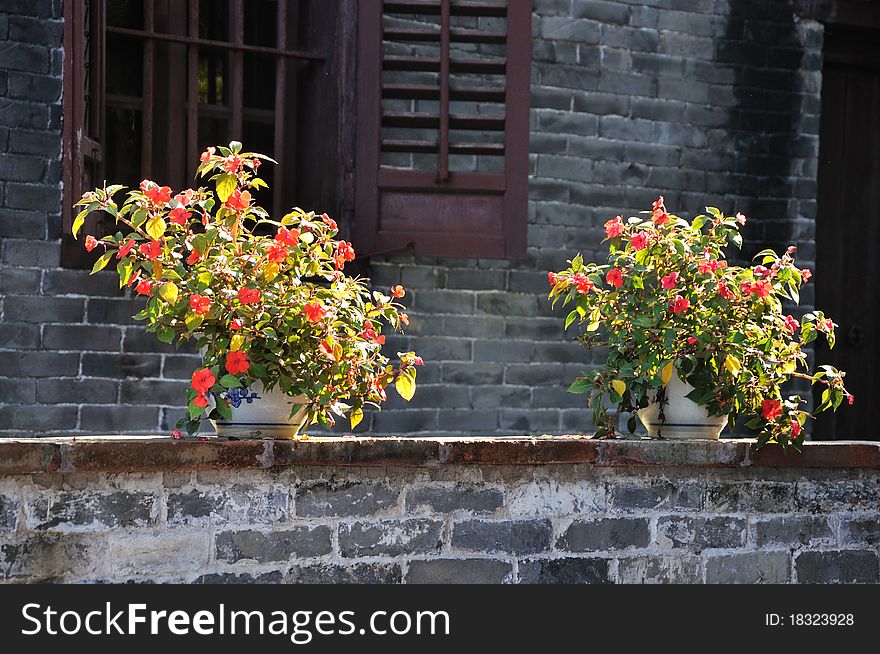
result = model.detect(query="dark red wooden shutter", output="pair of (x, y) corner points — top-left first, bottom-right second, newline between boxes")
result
(62, 0), (106, 268)
(354, 0), (531, 259)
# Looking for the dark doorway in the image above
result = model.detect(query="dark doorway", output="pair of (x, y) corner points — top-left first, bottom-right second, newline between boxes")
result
(814, 24), (880, 439)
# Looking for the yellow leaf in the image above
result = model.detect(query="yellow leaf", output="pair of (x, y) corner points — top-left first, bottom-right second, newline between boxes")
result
(263, 262), (279, 281)
(777, 360), (796, 375)
(395, 369), (416, 401)
(152, 260), (163, 279)
(158, 282), (178, 304)
(230, 334), (245, 352)
(145, 215), (166, 241)
(349, 408), (363, 430)
(661, 361), (674, 386)
(724, 354), (741, 377)
(611, 379), (626, 397)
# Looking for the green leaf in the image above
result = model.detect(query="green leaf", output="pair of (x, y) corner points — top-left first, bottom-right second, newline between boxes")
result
(145, 215), (166, 241)
(568, 378), (591, 394)
(156, 327), (175, 344)
(158, 282), (179, 304)
(185, 313), (203, 331)
(219, 374), (242, 388)
(116, 258), (134, 288)
(72, 208), (89, 238)
(216, 174), (236, 202)
(395, 367), (416, 401)
(565, 310), (579, 330)
(91, 250), (113, 275)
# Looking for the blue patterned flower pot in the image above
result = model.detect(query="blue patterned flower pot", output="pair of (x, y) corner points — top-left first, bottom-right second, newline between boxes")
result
(211, 381), (310, 438)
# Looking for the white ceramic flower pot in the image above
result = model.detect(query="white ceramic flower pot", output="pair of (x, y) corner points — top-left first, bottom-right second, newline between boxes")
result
(636, 370), (728, 440)
(211, 381), (310, 438)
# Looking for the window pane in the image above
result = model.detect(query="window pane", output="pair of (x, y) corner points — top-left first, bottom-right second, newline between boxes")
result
(105, 107), (143, 186)
(244, 0), (278, 47)
(243, 54), (275, 110)
(198, 51), (228, 105)
(107, 0), (144, 29)
(199, 0), (229, 41)
(106, 35), (143, 97)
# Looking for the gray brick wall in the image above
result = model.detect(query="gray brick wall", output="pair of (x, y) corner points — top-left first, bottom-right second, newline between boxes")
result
(0, 1), (824, 436)
(1, 463), (877, 583)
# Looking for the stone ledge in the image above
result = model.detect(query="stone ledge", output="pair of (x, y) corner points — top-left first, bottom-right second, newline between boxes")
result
(0, 436), (877, 474)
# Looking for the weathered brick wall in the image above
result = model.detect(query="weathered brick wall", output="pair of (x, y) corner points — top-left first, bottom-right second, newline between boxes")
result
(1, 439), (878, 584)
(0, 0), (824, 436)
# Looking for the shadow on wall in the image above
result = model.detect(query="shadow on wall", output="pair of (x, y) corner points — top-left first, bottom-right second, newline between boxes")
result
(720, 0), (807, 261)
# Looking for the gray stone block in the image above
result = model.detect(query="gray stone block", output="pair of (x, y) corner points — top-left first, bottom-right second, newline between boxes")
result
(295, 481), (398, 518)
(557, 517), (650, 552)
(795, 551), (880, 584)
(656, 516), (746, 550)
(518, 557), (610, 584)
(215, 527), (333, 562)
(339, 519), (443, 557)
(288, 563), (402, 584)
(406, 484), (503, 515)
(406, 559), (512, 584)
(452, 519), (552, 555)
(704, 551), (791, 584)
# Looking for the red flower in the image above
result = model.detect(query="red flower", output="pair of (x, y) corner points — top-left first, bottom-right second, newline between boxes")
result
(142, 182), (172, 206)
(186, 249), (203, 265)
(604, 215), (625, 239)
(573, 273), (594, 294)
(275, 226), (300, 247)
(230, 318), (243, 331)
(761, 399), (783, 421)
(117, 239), (135, 259)
(237, 287), (260, 305)
(391, 284), (406, 298)
(400, 313), (409, 326)
(753, 265), (771, 278)
(193, 392), (209, 408)
(548, 272), (557, 286)
(139, 239), (162, 260)
(84, 235), (99, 252)
(735, 212), (747, 226)
(361, 325), (386, 345)
(223, 155), (243, 174)
(817, 318), (835, 332)
(267, 242), (288, 263)
(191, 368), (215, 394)
(651, 196), (670, 226)
(134, 278), (155, 296)
(304, 302), (326, 323)
(698, 257), (726, 275)
(801, 268), (812, 282)
(319, 338), (336, 361)
(200, 146), (216, 163)
(334, 241), (356, 270)
(169, 207), (191, 225)
(225, 350), (250, 375)
(413, 356), (424, 366)
(189, 294), (211, 316)
(630, 231), (649, 251)
(174, 190), (194, 207)
(718, 281), (735, 299)
(747, 279), (772, 298)
(670, 295), (690, 314)
(606, 268), (624, 288)
(847, 394), (855, 406)
(791, 420), (802, 437)
(226, 189), (251, 212)
(687, 336), (698, 345)
(661, 272), (679, 289)
(171, 429), (184, 440)
(321, 213), (338, 232)
(783, 315), (800, 334)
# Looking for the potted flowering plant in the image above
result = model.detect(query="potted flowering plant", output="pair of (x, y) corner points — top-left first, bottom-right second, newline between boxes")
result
(549, 196), (853, 450)
(73, 141), (421, 437)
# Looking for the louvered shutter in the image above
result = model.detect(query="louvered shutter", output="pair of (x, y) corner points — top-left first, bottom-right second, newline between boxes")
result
(354, 0), (532, 259)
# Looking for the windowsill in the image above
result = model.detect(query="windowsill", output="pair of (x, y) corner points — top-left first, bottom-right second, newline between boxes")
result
(0, 436), (877, 474)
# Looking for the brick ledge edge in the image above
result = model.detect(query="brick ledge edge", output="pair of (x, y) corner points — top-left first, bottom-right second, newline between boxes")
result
(0, 436), (878, 474)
